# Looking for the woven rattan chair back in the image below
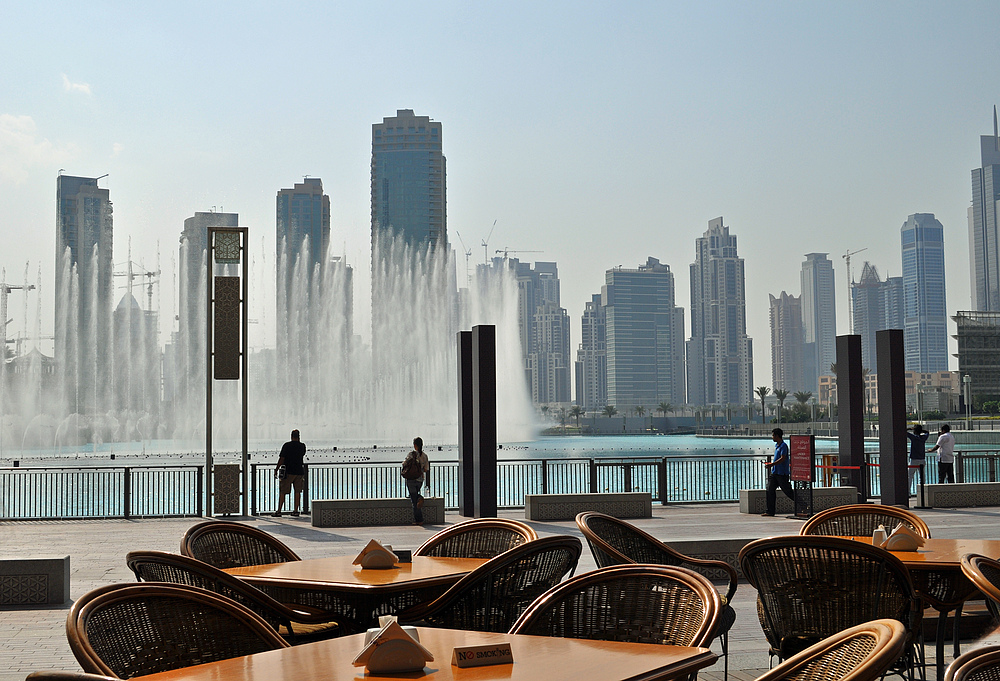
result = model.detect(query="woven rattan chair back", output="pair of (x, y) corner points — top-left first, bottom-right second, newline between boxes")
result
(26, 672), (120, 681)
(961, 554), (1000, 621)
(799, 505), (931, 539)
(509, 564), (721, 648)
(181, 521), (301, 569)
(414, 518), (538, 559)
(753, 619), (908, 681)
(67, 582), (289, 678)
(739, 536), (920, 662)
(398, 535), (581, 633)
(945, 646), (1000, 681)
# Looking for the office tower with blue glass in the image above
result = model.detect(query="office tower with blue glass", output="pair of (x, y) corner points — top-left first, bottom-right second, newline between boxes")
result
(901, 213), (948, 372)
(55, 174), (114, 415)
(851, 261), (903, 373)
(603, 257), (685, 409)
(970, 107), (1000, 311)
(800, 253), (837, 392)
(769, 292), (804, 392)
(687, 217), (753, 407)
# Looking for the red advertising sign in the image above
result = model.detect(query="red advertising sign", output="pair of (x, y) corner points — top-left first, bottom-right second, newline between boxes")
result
(789, 435), (815, 482)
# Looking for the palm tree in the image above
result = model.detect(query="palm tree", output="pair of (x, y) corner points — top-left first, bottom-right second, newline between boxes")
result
(657, 402), (673, 418)
(602, 405), (618, 417)
(569, 405), (583, 427)
(755, 386), (771, 425)
(635, 405), (645, 418)
(558, 407), (568, 428)
(773, 388), (789, 423)
(794, 390), (812, 405)
(541, 405), (550, 419)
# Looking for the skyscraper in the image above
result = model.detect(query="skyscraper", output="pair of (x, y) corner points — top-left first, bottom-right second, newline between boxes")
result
(371, 109), (447, 249)
(687, 217), (753, 406)
(800, 253), (837, 392)
(508, 260), (571, 405)
(575, 293), (607, 410)
(851, 261), (903, 373)
(769, 292), (804, 392)
(604, 257), (685, 409)
(969, 107), (1000, 311)
(902, 213), (948, 372)
(55, 174), (114, 415)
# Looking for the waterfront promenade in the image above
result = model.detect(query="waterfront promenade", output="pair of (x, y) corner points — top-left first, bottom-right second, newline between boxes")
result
(2, 502), (999, 681)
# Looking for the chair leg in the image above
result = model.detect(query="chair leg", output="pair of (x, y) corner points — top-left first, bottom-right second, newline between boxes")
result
(720, 630), (728, 681)
(953, 602), (964, 660)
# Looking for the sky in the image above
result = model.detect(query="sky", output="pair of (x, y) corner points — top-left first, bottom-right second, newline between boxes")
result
(2, 1), (1000, 395)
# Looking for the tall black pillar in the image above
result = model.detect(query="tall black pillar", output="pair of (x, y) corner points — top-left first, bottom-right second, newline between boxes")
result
(837, 335), (867, 503)
(457, 331), (475, 516)
(877, 329), (908, 507)
(472, 325), (498, 518)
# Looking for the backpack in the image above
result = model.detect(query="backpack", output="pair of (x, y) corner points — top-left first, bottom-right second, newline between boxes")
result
(401, 454), (422, 480)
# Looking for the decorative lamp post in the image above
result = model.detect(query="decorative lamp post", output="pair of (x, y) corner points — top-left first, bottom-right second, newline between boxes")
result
(964, 374), (972, 430)
(916, 383), (923, 424)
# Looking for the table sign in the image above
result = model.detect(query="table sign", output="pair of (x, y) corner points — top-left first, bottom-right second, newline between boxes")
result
(353, 539), (398, 569)
(352, 621), (433, 673)
(452, 642), (515, 668)
(789, 434), (815, 519)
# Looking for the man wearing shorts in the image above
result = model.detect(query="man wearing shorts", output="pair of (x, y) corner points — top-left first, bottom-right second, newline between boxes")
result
(273, 429), (306, 517)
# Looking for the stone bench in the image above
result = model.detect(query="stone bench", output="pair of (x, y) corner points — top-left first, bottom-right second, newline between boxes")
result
(0, 556), (70, 605)
(311, 498), (445, 527)
(739, 486), (859, 515)
(917, 482), (1000, 508)
(524, 492), (652, 521)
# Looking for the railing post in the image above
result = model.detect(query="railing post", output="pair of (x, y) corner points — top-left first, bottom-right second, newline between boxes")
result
(658, 458), (668, 505)
(250, 463), (257, 516)
(541, 460), (548, 495)
(990, 454), (996, 483)
(197, 466), (204, 517)
(589, 459), (597, 493)
(623, 463), (632, 493)
(123, 467), (131, 519)
(303, 463), (310, 515)
(957, 452), (965, 483)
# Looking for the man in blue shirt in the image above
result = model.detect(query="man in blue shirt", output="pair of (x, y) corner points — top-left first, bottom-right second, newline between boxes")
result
(762, 427), (794, 517)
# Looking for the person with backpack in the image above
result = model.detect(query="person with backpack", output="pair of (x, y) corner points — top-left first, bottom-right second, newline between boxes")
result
(402, 437), (430, 525)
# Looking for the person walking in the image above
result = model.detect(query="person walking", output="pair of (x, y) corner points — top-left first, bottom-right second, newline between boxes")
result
(402, 437), (430, 525)
(761, 427), (794, 517)
(905, 423), (929, 494)
(928, 423), (956, 483)
(273, 429), (306, 517)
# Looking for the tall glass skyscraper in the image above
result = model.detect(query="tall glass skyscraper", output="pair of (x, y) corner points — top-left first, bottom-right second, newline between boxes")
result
(687, 217), (753, 406)
(901, 213), (948, 371)
(604, 257), (685, 408)
(371, 109), (447, 249)
(769, 292), (804, 392)
(800, 253), (836, 392)
(970, 108), (1000, 311)
(575, 293), (607, 410)
(851, 261), (903, 373)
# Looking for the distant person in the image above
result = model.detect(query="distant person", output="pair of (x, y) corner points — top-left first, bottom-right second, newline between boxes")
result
(272, 429), (306, 517)
(905, 423), (929, 493)
(928, 424), (956, 483)
(401, 437), (430, 525)
(761, 427), (794, 517)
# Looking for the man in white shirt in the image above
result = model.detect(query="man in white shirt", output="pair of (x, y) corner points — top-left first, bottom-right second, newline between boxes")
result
(928, 423), (956, 483)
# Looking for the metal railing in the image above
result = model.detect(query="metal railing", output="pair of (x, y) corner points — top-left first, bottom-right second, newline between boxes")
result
(5, 451), (1000, 520)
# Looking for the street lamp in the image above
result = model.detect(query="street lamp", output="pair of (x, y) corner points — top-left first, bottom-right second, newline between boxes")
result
(916, 383), (923, 424)
(964, 374), (972, 430)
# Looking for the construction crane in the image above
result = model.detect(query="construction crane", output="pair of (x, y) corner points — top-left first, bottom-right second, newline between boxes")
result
(0, 269), (35, 362)
(843, 247), (868, 332)
(454, 231), (473, 287)
(481, 220), (497, 264)
(495, 247), (542, 261)
(114, 240), (161, 311)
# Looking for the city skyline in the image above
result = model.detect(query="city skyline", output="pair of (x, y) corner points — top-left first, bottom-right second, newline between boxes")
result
(3, 3), (1000, 390)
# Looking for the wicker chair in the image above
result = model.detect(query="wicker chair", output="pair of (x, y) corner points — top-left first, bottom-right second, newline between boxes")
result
(126, 551), (344, 641)
(739, 535), (922, 677)
(799, 504), (931, 539)
(414, 518), (538, 558)
(509, 564), (720, 649)
(67, 582), (289, 678)
(397, 535), (581, 633)
(945, 646), (1000, 681)
(753, 619), (908, 681)
(576, 511), (738, 678)
(961, 554), (1000, 622)
(180, 520), (301, 569)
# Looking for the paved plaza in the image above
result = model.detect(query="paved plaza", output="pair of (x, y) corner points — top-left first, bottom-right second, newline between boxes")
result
(2, 502), (999, 681)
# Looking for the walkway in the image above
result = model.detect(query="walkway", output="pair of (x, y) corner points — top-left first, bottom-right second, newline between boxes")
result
(1, 502), (997, 681)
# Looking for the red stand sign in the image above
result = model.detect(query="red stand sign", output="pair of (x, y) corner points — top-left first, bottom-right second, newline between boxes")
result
(788, 434), (815, 518)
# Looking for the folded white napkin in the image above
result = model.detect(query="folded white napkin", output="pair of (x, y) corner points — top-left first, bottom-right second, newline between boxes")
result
(352, 621), (434, 672)
(353, 539), (399, 569)
(879, 523), (925, 551)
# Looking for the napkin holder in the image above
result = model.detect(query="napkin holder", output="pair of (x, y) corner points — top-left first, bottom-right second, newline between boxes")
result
(353, 539), (398, 569)
(879, 523), (925, 551)
(352, 621), (433, 673)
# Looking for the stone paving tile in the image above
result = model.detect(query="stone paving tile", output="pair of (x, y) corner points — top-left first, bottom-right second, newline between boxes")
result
(1, 503), (998, 677)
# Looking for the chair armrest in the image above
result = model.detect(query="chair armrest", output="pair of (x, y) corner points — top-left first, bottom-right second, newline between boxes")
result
(677, 555), (738, 602)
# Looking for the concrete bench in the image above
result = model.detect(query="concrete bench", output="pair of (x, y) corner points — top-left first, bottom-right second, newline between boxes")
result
(311, 498), (445, 527)
(739, 486), (859, 515)
(0, 556), (70, 605)
(917, 482), (1000, 508)
(524, 492), (652, 521)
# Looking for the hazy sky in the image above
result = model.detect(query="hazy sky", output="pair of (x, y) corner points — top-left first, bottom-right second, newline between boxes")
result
(3, 1), (1000, 394)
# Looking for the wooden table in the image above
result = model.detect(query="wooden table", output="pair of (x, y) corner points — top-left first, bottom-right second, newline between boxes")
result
(140, 627), (717, 681)
(847, 536), (1000, 680)
(225, 556), (488, 632)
